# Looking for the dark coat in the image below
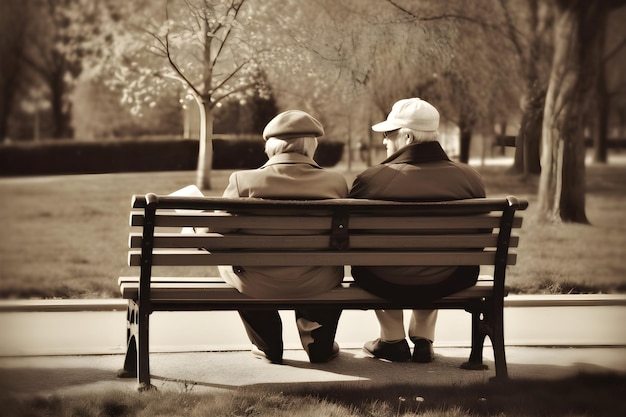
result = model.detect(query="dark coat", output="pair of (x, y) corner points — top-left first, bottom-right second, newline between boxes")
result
(349, 141), (486, 288)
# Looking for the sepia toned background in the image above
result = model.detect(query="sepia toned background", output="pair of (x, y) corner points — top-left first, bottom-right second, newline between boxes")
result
(0, 1), (625, 416)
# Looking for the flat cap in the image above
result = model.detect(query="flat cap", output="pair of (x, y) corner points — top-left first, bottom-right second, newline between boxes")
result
(262, 110), (324, 140)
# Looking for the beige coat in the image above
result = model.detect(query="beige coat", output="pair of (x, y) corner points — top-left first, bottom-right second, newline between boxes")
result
(218, 153), (349, 298)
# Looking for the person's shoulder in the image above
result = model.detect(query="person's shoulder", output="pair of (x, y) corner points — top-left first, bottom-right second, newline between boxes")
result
(359, 162), (389, 173)
(354, 163), (391, 179)
(227, 168), (264, 187)
(454, 161), (483, 178)
(319, 168), (349, 190)
(231, 167), (261, 177)
(321, 167), (347, 177)
(450, 161), (486, 195)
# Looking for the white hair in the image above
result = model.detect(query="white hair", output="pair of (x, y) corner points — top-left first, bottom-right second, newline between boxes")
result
(398, 127), (440, 144)
(265, 137), (318, 158)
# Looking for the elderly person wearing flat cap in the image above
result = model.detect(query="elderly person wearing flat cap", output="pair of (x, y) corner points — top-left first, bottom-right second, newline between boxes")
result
(349, 98), (486, 363)
(218, 110), (348, 365)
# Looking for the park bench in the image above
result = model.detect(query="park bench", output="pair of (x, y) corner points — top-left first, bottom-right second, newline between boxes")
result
(118, 193), (528, 389)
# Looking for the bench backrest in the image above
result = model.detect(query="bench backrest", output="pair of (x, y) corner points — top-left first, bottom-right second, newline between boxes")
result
(128, 195), (526, 289)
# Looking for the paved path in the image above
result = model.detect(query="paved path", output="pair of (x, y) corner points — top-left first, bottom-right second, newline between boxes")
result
(2, 298), (625, 356)
(1, 346), (625, 396)
(0, 298), (625, 396)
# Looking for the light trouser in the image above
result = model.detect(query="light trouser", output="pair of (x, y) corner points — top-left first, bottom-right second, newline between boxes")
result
(375, 309), (438, 343)
(351, 265), (480, 344)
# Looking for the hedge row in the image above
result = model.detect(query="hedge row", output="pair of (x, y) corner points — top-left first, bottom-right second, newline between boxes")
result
(0, 138), (344, 176)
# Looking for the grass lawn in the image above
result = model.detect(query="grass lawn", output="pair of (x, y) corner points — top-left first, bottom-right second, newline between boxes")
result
(0, 158), (625, 298)
(2, 373), (625, 417)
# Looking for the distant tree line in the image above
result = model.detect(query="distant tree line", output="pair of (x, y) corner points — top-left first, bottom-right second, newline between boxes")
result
(1, 0), (625, 223)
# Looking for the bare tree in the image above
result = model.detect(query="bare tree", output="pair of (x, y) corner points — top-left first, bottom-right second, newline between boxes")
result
(537, 0), (625, 224)
(592, 8), (626, 163)
(107, 0), (266, 189)
(383, 0), (521, 163)
(499, 0), (553, 176)
(262, 0), (525, 166)
(18, 0), (100, 139)
(0, 0), (30, 141)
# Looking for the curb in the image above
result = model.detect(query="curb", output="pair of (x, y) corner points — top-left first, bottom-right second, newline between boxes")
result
(1, 294), (626, 312)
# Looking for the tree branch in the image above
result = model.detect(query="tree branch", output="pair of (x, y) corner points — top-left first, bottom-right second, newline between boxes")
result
(161, 0), (202, 98)
(211, 0), (247, 70)
(386, 0), (519, 38)
(211, 58), (250, 94)
(497, 0), (527, 65)
(212, 81), (256, 103)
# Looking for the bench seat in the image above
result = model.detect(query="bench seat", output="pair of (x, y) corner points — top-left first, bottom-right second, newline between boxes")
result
(118, 276), (497, 307)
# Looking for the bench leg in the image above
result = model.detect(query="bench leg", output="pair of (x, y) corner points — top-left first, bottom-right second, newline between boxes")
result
(490, 305), (509, 380)
(460, 300), (509, 380)
(116, 300), (155, 390)
(117, 301), (138, 378)
(137, 303), (154, 391)
(460, 307), (489, 371)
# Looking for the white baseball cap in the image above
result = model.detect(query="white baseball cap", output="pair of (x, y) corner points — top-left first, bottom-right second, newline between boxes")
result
(371, 98), (440, 132)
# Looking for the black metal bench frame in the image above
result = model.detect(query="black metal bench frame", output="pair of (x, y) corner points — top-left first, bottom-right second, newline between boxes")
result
(118, 194), (527, 390)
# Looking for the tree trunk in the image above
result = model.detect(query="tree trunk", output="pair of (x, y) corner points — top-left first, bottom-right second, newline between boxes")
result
(458, 124), (472, 164)
(592, 8), (609, 164)
(523, 96), (543, 175)
(49, 71), (66, 138)
(510, 0), (545, 176)
(513, 89), (544, 175)
(196, 15), (214, 191)
(593, 74), (609, 163)
(48, 59), (73, 139)
(0, 75), (16, 141)
(0, 0), (26, 141)
(512, 125), (524, 171)
(196, 99), (214, 191)
(538, 2), (604, 224)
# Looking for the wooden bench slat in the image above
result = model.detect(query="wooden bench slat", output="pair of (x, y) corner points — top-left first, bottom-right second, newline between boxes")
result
(120, 195), (528, 384)
(350, 216), (522, 229)
(119, 278), (495, 302)
(131, 212), (522, 229)
(132, 195), (528, 212)
(118, 276), (227, 285)
(128, 233), (520, 250)
(128, 249), (516, 267)
(117, 275), (495, 286)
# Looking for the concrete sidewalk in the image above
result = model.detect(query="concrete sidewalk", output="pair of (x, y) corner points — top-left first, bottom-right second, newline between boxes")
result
(1, 346), (625, 396)
(2, 296), (626, 356)
(1, 296), (625, 396)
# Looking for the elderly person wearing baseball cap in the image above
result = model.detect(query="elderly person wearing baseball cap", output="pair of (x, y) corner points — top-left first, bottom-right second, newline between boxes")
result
(218, 110), (348, 365)
(349, 98), (486, 363)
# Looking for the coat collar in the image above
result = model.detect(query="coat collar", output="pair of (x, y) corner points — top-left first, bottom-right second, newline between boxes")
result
(380, 141), (451, 165)
(261, 152), (323, 169)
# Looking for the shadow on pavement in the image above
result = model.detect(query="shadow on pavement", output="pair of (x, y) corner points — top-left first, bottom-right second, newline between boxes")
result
(0, 347), (625, 399)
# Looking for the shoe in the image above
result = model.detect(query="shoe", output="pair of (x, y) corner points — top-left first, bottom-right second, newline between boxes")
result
(251, 345), (283, 364)
(362, 338), (411, 362)
(411, 338), (435, 363)
(309, 342), (340, 363)
(116, 368), (136, 378)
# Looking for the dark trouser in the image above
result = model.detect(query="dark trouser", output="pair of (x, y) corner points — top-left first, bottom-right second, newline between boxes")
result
(238, 308), (342, 363)
(351, 265), (480, 303)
